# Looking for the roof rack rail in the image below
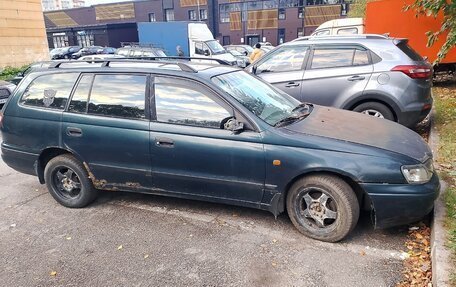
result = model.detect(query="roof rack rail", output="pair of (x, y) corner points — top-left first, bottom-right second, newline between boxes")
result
(48, 59), (199, 73)
(124, 56), (231, 66)
(292, 34), (390, 42)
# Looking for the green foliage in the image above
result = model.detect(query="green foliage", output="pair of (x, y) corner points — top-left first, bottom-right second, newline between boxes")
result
(347, 0), (371, 18)
(0, 66), (26, 81)
(407, 0), (456, 64)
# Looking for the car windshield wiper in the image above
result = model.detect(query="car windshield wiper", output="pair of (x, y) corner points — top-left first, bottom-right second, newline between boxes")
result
(274, 111), (311, 128)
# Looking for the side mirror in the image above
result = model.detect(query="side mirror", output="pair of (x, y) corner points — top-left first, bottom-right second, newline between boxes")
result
(224, 118), (244, 134)
(244, 51), (248, 56)
(204, 50), (210, 56)
(252, 65), (257, 75)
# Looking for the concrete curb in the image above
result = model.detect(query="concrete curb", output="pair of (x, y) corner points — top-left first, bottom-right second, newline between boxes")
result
(428, 109), (452, 287)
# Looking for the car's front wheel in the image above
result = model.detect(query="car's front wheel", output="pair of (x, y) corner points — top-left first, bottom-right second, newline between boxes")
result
(44, 154), (98, 208)
(353, 102), (394, 121)
(286, 175), (359, 242)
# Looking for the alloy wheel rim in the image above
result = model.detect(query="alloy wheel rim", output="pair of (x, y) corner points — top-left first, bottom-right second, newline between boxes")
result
(296, 187), (338, 229)
(52, 167), (82, 199)
(361, 109), (385, 118)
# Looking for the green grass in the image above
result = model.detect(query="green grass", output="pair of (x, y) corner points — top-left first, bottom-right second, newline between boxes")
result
(433, 85), (456, 285)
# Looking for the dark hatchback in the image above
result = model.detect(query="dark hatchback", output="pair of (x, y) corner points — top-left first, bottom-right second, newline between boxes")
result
(0, 60), (439, 242)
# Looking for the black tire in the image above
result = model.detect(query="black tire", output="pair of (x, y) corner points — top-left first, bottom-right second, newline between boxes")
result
(352, 102), (394, 121)
(44, 154), (98, 208)
(286, 175), (359, 242)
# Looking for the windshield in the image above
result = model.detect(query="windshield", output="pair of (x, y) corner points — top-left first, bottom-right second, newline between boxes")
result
(205, 40), (226, 55)
(212, 71), (303, 125)
(229, 50), (242, 56)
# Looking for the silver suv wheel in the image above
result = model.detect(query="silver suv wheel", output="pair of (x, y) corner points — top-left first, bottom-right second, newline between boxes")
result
(361, 109), (385, 118)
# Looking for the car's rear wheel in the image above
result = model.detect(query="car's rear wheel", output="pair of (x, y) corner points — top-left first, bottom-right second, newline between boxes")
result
(352, 102), (394, 121)
(286, 175), (359, 242)
(44, 154), (98, 208)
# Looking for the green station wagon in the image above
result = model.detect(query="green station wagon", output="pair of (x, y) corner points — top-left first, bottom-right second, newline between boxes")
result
(0, 60), (439, 242)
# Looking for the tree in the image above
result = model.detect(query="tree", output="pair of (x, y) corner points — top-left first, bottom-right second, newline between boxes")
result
(407, 0), (456, 64)
(347, 0), (372, 18)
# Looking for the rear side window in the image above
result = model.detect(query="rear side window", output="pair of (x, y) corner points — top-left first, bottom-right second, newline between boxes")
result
(21, 73), (78, 109)
(88, 74), (147, 120)
(311, 47), (370, 69)
(396, 42), (423, 61)
(68, 74), (93, 113)
(337, 27), (358, 35)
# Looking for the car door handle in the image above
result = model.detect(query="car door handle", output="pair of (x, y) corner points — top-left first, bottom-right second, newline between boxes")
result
(66, 127), (82, 137)
(155, 137), (174, 148)
(347, 75), (365, 81)
(285, 82), (300, 88)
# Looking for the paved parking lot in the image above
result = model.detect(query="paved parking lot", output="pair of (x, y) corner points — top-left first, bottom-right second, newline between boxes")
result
(0, 137), (411, 287)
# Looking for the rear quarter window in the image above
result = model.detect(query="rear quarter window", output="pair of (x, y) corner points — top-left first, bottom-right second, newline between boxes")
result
(20, 73), (79, 109)
(396, 42), (423, 61)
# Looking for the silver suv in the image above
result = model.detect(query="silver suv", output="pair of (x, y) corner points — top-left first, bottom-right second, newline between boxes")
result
(247, 35), (433, 128)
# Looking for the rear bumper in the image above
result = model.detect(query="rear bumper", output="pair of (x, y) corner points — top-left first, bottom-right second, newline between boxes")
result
(360, 173), (440, 228)
(1, 144), (38, 176)
(397, 95), (433, 128)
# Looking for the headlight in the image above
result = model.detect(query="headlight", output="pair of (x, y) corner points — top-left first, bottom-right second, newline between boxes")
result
(401, 162), (433, 184)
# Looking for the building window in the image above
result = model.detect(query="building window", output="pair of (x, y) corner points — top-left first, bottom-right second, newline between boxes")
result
(149, 13), (156, 22)
(200, 9), (208, 20)
(188, 10), (197, 20)
(298, 7), (303, 18)
(297, 27), (304, 38)
(165, 9), (174, 21)
(278, 8), (286, 20)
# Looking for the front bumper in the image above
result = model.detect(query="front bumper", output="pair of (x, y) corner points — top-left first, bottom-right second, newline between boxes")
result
(360, 173), (440, 228)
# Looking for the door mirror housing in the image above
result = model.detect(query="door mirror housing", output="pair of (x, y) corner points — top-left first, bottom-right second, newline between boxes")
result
(204, 50), (210, 56)
(224, 118), (244, 134)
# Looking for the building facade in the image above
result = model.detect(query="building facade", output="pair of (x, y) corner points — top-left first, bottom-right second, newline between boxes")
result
(1, 0), (49, 68)
(42, 0), (86, 12)
(44, 0), (348, 49)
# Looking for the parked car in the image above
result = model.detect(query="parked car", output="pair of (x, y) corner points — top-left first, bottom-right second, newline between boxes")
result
(97, 47), (116, 54)
(115, 47), (167, 58)
(9, 61), (53, 85)
(248, 34), (433, 128)
(227, 50), (250, 68)
(224, 45), (254, 57)
(0, 59), (439, 242)
(0, 80), (15, 107)
(71, 46), (104, 59)
(50, 46), (81, 60)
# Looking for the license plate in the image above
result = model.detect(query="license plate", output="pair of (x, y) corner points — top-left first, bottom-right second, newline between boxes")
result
(0, 98), (7, 104)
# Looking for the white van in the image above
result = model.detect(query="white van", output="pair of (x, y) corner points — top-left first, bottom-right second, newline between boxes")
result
(311, 18), (364, 36)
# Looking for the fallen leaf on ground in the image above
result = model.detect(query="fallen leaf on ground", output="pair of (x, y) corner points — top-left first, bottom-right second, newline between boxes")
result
(117, 245), (123, 250)
(50, 271), (57, 277)
(144, 254), (149, 259)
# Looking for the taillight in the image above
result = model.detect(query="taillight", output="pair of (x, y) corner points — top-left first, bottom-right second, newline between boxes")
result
(0, 112), (3, 128)
(391, 65), (432, 79)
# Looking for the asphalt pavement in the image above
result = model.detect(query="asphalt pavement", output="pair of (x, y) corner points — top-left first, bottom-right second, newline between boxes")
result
(0, 135), (410, 287)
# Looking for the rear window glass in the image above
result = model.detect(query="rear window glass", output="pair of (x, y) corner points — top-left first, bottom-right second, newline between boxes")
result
(21, 73), (78, 109)
(396, 42), (423, 61)
(88, 74), (147, 120)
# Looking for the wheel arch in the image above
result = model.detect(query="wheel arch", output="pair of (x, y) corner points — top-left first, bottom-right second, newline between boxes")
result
(342, 94), (401, 122)
(275, 169), (369, 216)
(36, 147), (83, 184)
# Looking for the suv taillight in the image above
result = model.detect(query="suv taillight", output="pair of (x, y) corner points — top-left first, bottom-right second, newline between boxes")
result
(391, 65), (432, 79)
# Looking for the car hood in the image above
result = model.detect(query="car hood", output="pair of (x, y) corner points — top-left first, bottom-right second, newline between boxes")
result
(284, 105), (432, 162)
